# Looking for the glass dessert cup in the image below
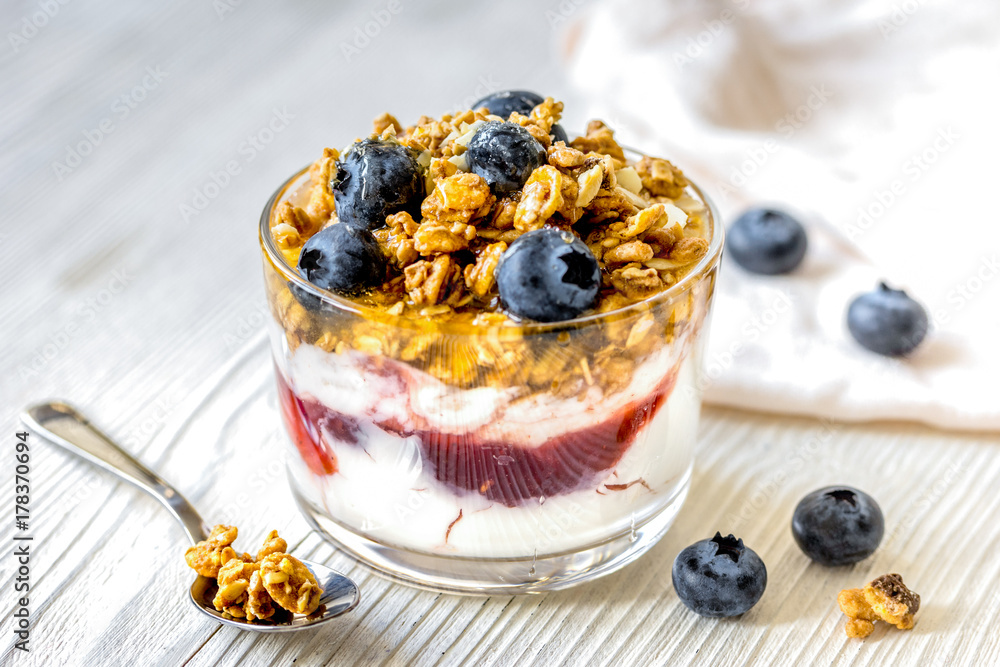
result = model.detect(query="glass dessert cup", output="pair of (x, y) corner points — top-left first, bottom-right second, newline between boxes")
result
(259, 162), (723, 595)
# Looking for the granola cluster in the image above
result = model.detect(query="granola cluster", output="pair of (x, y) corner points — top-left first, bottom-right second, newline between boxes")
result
(837, 573), (921, 638)
(184, 525), (322, 621)
(263, 98), (716, 391)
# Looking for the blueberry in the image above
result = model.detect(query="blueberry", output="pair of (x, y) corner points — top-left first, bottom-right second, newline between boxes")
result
(847, 282), (928, 356)
(465, 121), (547, 195)
(331, 138), (424, 231)
(472, 90), (569, 144)
(726, 207), (808, 274)
(296, 223), (385, 298)
(792, 486), (884, 566)
(672, 533), (767, 617)
(495, 228), (600, 322)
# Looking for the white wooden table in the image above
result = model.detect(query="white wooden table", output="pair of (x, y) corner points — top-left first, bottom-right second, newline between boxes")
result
(2, 1), (998, 665)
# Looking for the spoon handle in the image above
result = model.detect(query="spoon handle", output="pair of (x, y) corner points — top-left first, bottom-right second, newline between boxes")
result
(21, 401), (210, 545)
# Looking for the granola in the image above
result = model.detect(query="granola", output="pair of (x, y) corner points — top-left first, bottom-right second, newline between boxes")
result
(263, 97), (715, 391)
(838, 573), (921, 638)
(183, 525), (323, 621)
(259, 553), (323, 616)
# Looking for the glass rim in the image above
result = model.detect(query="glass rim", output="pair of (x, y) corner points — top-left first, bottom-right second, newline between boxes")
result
(259, 152), (724, 335)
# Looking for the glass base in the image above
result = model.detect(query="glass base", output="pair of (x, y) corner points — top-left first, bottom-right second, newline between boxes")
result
(290, 465), (690, 595)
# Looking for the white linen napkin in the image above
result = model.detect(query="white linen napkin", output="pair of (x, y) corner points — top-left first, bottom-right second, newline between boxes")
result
(563, 0), (1000, 431)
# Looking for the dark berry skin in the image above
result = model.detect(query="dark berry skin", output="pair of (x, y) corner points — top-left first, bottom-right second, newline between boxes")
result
(331, 138), (424, 231)
(672, 533), (767, 618)
(472, 89), (569, 144)
(792, 486), (884, 566)
(465, 121), (546, 195)
(847, 283), (928, 356)
(726, 207), (808, 274)
(495, 228), (600, 322)
(296, 223), (385, 298)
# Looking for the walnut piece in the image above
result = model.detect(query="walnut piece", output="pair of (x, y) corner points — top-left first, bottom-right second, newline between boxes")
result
(570, 120), (625, 162)
(604, 239), (654, 265)
(404, 255), (460, 306)
(635, 155), (688, 198)
(669, 237), (710, 263)
(611, 266), (663, 300)
(514, 165), (566, 231)
(413, 220), (476, 255)
(421, 172), (494, 224)
(464, 242), (507, 298)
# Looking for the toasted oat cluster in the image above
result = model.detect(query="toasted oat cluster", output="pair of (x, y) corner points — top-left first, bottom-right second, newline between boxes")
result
(184, 525), (322, 621)
(263, 95), (715, 392)
(837, 573), (921, 638)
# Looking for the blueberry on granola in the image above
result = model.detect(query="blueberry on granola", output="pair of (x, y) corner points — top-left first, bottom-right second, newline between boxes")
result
(726, 207), (807, 274)
(472, 90), (569, 143)
(847, 283), (928, 356)
(495, 227), (600, 322)
(465, 121), (546, 195)
(297, 223), (385, 297)
(331, 138), (424, 231)
(792, 486), (884, 566)
(672, 532), (767, 617)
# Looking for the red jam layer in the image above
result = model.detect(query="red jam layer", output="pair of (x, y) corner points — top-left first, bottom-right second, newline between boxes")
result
(275, 368), (677, 507)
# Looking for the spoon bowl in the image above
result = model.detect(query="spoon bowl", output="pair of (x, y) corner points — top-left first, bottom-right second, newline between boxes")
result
(22, 401), (361, 631)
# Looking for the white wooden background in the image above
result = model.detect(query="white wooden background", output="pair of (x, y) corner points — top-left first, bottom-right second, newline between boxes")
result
(2, 1), (998, 665)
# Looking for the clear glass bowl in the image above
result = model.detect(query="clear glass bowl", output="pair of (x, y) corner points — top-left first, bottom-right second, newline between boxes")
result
(259, 157), (723, 594)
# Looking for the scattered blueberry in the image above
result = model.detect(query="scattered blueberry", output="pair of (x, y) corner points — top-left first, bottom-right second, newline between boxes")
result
(672, 532), (767, 617)
(495, 228), (600, 322)
(296, 223), (385, 298)
(847, 282), (928, 356)
(792, 486), (884, 566)
(465, 121), (547, 195)
(331, 138), (424, 231)
(726, 207), (808, 274)
(472, 89), (569, 144)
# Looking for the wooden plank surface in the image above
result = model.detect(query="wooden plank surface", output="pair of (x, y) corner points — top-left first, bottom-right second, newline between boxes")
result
(2, 1), (997, 665)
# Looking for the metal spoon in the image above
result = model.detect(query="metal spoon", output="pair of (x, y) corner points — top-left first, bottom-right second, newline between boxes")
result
(21, 401), (360, 632)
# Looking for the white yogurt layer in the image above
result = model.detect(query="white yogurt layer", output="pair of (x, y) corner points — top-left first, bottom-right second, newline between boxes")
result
(273, 318), (705, 558)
